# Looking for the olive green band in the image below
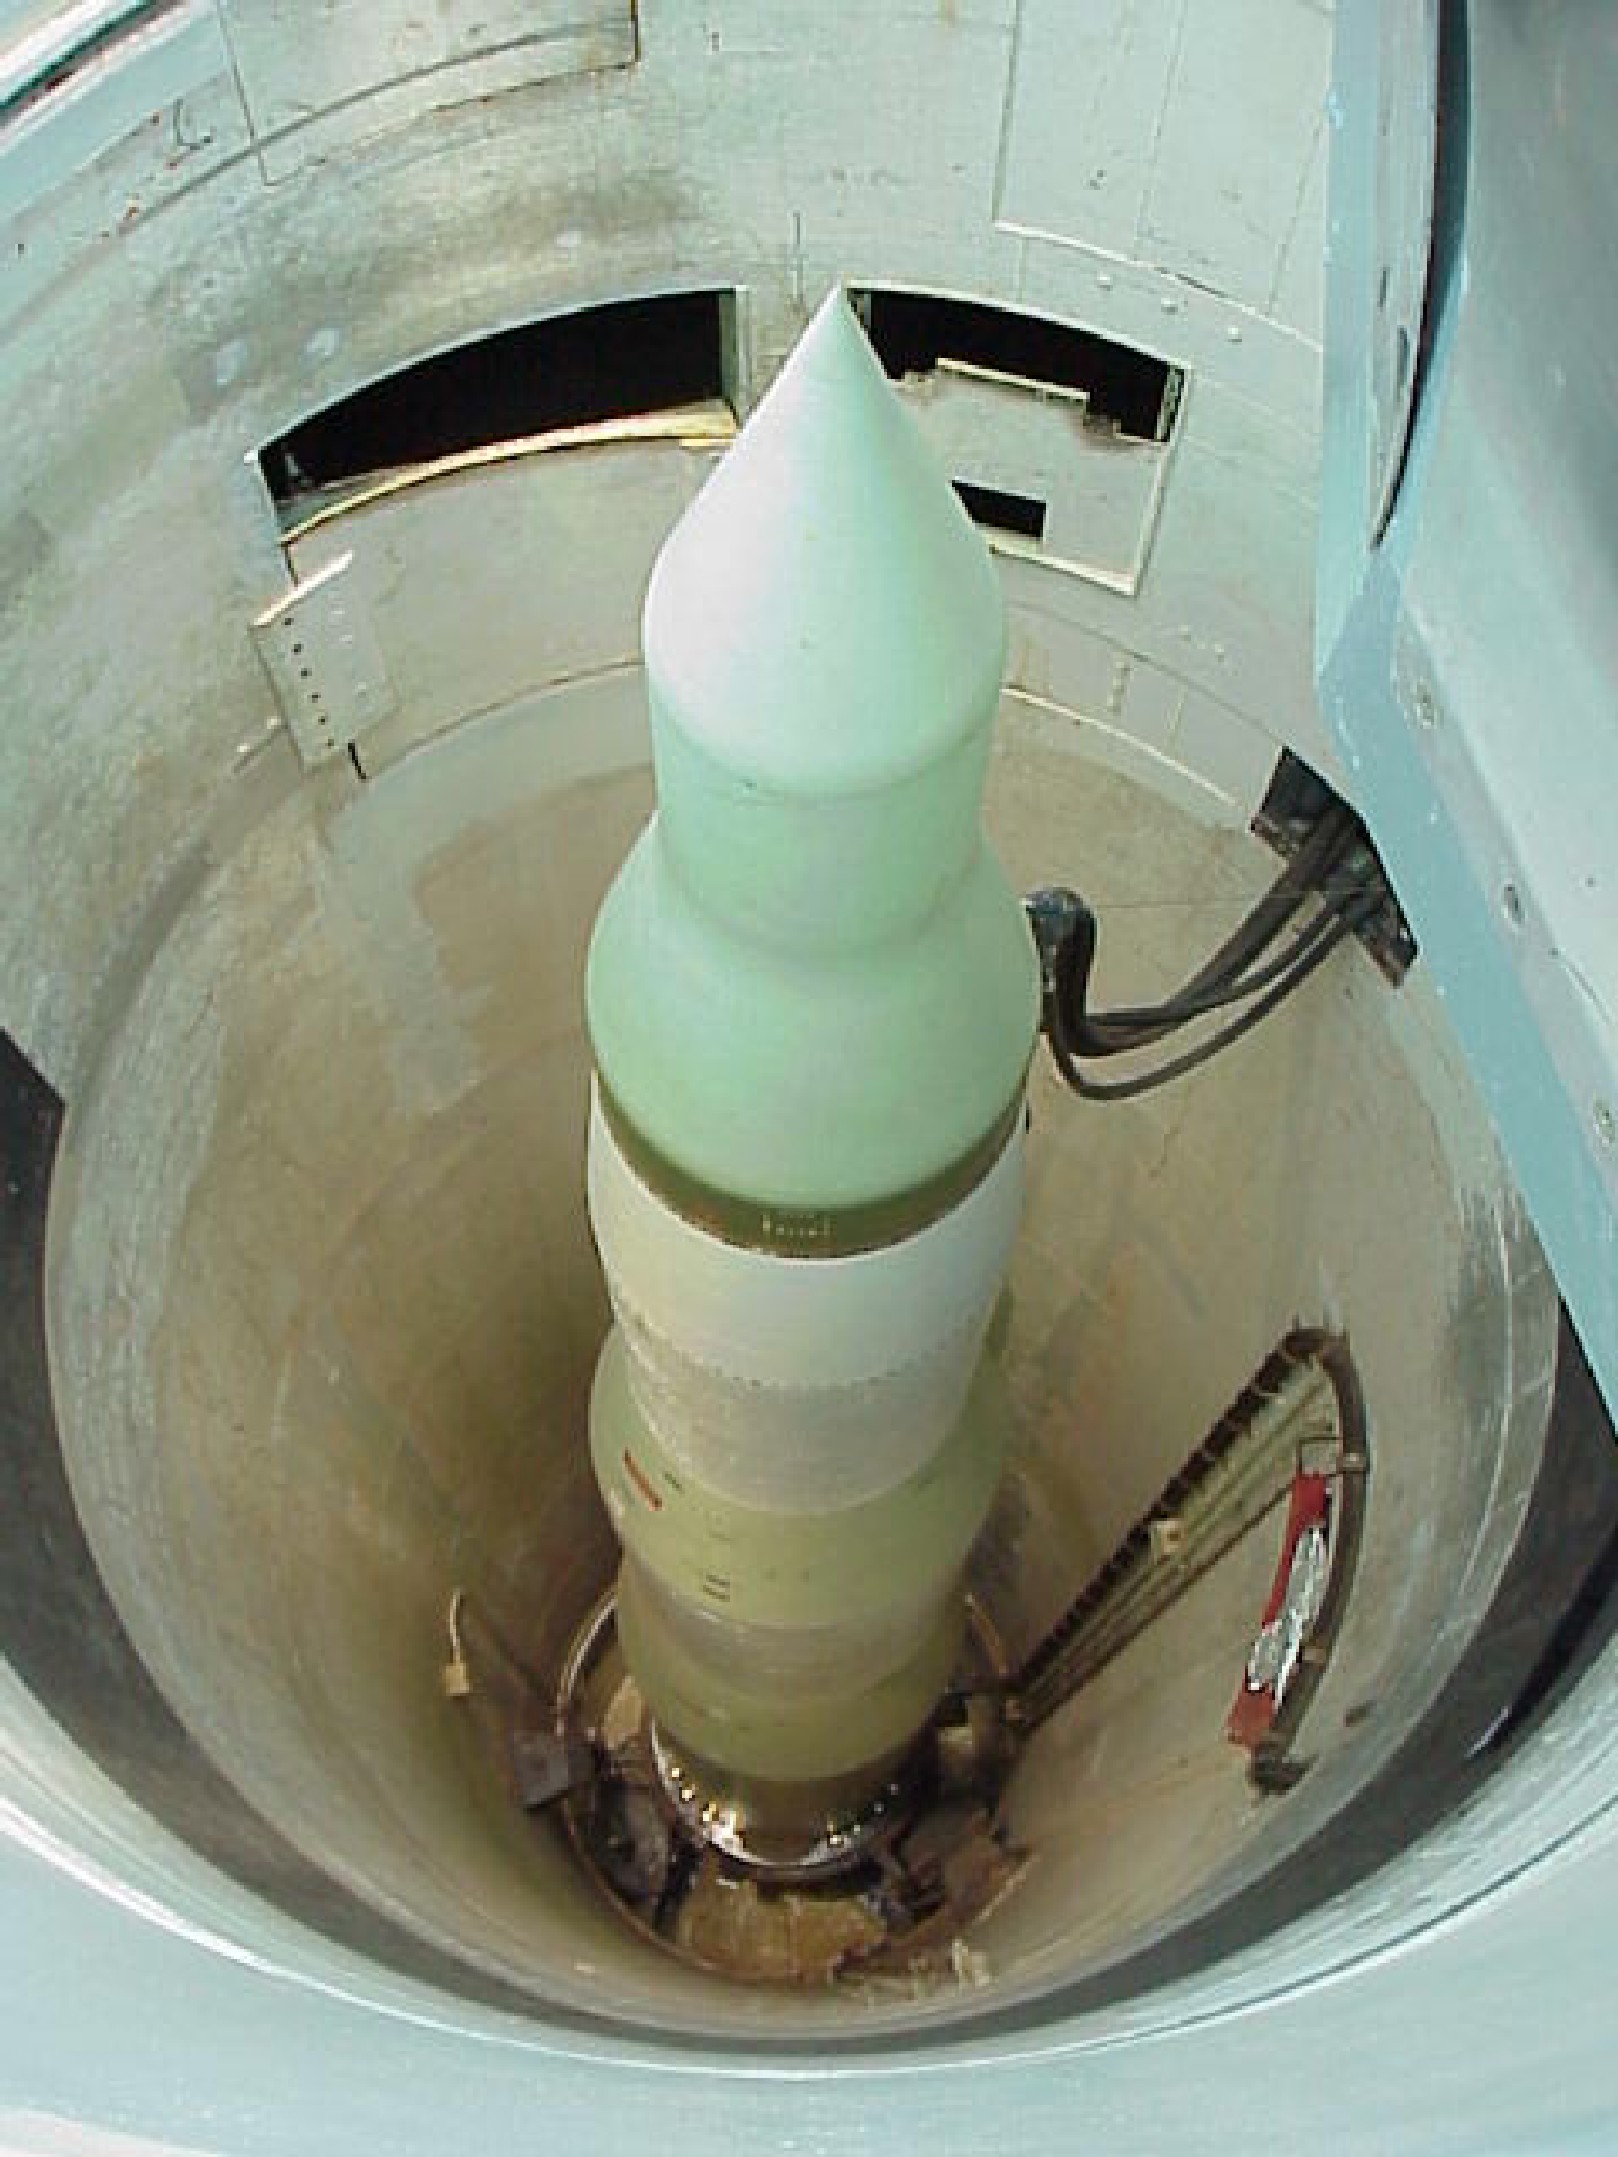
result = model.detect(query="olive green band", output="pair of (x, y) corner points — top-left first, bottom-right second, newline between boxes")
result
(596, 1079), (1026, 1258)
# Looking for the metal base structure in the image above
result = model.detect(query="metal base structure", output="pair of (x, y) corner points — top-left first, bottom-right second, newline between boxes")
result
(644, 1726), (917, 1883)
(549, 1588), (1023, 1987)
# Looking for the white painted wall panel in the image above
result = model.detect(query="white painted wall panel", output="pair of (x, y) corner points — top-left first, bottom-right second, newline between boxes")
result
(1138, 0), (1330, 312)
(901, 359), (1171, 593)
(998, 0), (1330, 323)
(286, 436), (722, 773)
(996, 0), (1187, 259)
(219, 0), (636, 180)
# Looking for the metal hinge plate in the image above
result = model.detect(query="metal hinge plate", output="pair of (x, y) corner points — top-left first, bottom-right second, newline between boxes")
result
(251, 551), (397, 769)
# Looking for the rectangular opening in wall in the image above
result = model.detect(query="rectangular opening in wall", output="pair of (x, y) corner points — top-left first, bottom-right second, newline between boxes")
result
(260, 288), (734, 525)
(852, 288), (1182, 443)
(954, 480), (1047, 540)
(849, 286), (1185, 595)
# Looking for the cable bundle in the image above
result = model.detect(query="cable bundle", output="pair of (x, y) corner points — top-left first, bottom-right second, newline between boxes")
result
(1028, 805), (1387, 1102)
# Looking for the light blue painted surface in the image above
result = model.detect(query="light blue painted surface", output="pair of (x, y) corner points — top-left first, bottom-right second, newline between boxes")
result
(1317, 0), (1618, 1429)
(7, 1753), (1618, 2155)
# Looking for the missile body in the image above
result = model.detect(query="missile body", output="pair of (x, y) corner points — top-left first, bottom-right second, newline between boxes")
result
(585, 289), (1039, 1859)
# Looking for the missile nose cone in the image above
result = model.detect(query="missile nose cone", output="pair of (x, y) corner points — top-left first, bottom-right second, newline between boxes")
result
(643, 285), (1006, 797)
(587, 283), (1038, 1216)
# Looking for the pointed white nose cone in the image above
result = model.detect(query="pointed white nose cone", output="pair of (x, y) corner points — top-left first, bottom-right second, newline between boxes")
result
(644, 284), (1006, 798)
(588, 287), (1037, 1224)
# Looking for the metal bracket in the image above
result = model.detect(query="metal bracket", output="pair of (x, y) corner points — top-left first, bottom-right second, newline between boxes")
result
(510, 1728), (595, 1813)
(1006, 1330), (1367, 1754)
(1253, 748), (1418, 984)
(251, 551), (397, 769)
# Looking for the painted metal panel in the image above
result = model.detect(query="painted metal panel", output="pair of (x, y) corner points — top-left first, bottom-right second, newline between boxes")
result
(898, 359), (1172, 594)
(283, 425), (726, 774)
(997, 0), (1330, 330)
(996, 0), (1185, 262)
(218, 0), (636, 180)
(0, 4), (247, 329)
(1137, 0), (1329, 318)
(1271, 111), (1328, 346)
(251, 549), (398, 768)
(0, 1), (176, 106)
(1363, 0), (1438, 539)
(1317, 0), (1618, 1427)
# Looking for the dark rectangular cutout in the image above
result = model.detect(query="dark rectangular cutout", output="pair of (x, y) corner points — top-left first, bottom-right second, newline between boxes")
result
(260, 288), (732, 516)
(954, 479), (1048, 540)
(853, 287), (1182, 444)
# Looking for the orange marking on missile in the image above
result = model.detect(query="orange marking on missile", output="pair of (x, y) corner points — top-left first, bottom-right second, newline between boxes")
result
(622, 1449), (664, 1511)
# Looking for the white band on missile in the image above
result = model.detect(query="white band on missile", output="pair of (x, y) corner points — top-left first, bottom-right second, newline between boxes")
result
(587, 1079), (1022, 1388)
(587, 1080), (1023, 1510)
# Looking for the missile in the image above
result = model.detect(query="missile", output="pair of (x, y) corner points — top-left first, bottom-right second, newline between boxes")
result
(585, 287), (1039, 1867)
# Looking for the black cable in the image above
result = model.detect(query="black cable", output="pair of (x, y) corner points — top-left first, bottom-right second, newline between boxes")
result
(1096, 874), (1374, 1031)
(1054, 810), (1362, 1059)
(1028, 802), (1387, 1099)
(1045, 889), (1381, 1102)
(1156, 803), (1357, 1011)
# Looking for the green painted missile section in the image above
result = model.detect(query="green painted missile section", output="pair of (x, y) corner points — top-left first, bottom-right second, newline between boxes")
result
(585, 289), (1039, 1222)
